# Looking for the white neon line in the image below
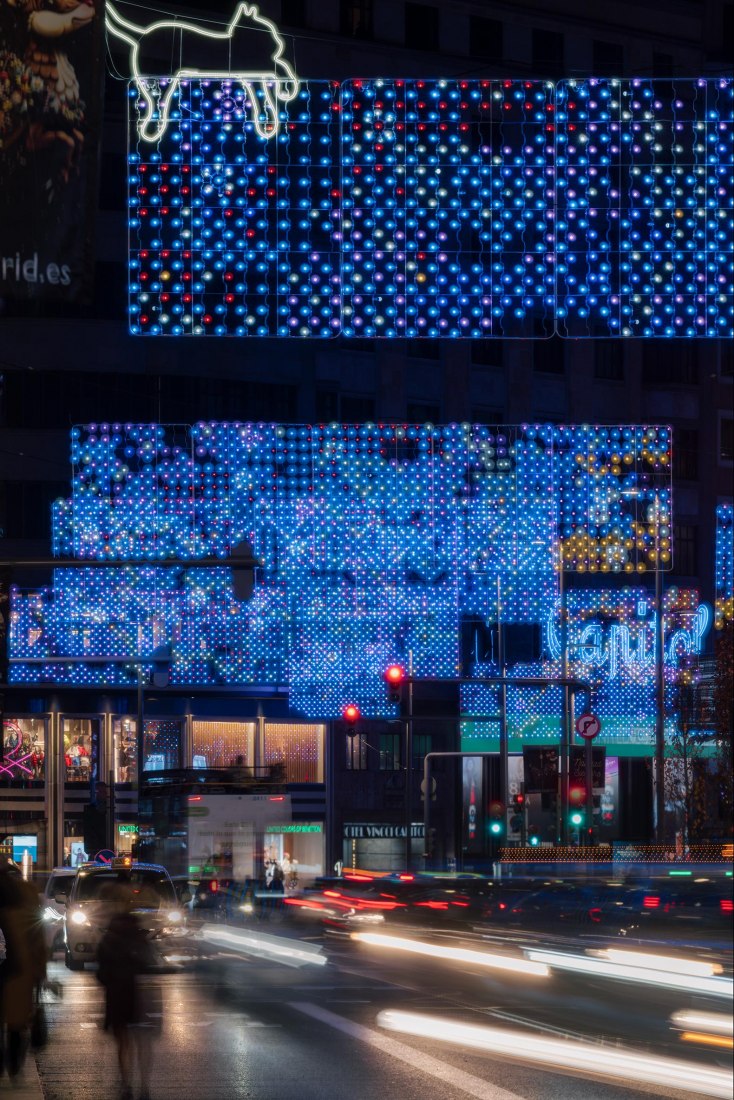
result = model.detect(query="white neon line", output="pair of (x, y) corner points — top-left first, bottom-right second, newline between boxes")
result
(289, 1003), (524, 1100)
(376, 1010), (734, 1100)
(351, 931), (549, 977)
(106, 1), (299, 142)
(525, 948), (733, 998)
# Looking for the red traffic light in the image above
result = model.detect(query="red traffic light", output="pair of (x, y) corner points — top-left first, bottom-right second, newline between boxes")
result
(342, 704), (361, 723)
(515, 792), (525, 806)
(385, 664), (405, 685)
(569, 785), (586, 805)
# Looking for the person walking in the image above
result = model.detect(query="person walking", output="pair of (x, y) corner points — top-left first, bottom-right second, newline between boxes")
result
(97, 901), (161, 1100)
(0, 859), (47, 1079)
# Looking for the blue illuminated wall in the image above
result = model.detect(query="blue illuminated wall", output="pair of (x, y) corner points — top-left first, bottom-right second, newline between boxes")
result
(715, 501), (733, 628)
(9, 421), (709, 747)
(128, 77), (733, 337)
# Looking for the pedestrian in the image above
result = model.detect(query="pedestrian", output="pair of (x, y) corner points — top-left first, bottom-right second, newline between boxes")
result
(0, 859), (47, 1080)
(97, 898), (161, 1100)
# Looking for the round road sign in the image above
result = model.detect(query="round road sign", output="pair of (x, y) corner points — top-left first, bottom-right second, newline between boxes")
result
(575, 712), (601, 740)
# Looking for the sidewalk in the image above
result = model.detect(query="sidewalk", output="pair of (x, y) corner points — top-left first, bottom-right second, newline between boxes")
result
(1, 1056), (44, 1098)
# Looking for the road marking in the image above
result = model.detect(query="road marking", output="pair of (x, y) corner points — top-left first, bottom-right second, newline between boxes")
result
(289, 1002), (523, 1100)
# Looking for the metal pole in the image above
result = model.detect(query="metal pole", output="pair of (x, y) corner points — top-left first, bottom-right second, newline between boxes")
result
(560, 556), (570, 845)
(655, 549), (665, 845)
(405, 651), (414, 871)
(423, 754), (431, 867)
(584, 736), (593, 847)
(136, 664), (144, 794)
(497, 577), (509, 831)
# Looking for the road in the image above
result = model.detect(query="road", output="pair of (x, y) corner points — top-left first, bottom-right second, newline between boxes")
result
(12, 922), (732, 1100)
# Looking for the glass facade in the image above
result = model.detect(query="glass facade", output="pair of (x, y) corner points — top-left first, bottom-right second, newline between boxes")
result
(1, 717), (46, 783)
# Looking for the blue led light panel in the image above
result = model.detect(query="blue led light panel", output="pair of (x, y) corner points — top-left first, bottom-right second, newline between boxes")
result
(715, 501), (733, 628)
(128, 80), (341, 336)
(556, 78), (734, 337)
(340, 79), (555, 337)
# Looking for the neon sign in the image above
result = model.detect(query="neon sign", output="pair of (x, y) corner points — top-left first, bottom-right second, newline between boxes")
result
(106, 2), (299, 143)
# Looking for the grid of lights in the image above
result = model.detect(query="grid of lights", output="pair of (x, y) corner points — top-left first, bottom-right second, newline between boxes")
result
(715, 502), (733, 628)
(128, 77), (733, 337)
(8, 422), (684, 736)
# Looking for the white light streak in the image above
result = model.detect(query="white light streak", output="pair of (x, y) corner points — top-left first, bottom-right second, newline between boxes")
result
(525, 948), (733, 998)
(351, 932), (549, 978)
(201, 924), (326, 967)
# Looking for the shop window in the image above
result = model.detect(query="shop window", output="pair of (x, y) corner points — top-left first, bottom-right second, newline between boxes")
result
(379, 732), (401, 770)
(405, 3), (439, 51)
(264, 722), (324, 782)
(113, 716), (137, 784)
(346, 732), (368, 770)
(63, 718), (97, 783)
(142, 719), (181, 772)
(192, 720), (255, 768)
(1, 717), (46, 785)
(469, 16), (502, 62)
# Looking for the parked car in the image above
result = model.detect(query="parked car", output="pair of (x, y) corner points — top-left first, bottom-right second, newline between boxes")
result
(63, 858), (183, 970)
(39, 867), (78, 953)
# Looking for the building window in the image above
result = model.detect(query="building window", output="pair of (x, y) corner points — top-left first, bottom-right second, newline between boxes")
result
(593, 40), (624, 75)
(142, 719), (181, 773)
(472, 407), (503, 425)
(412, 733), (432, 770)
(469, 16), (502, 62)
(534, 337), (564, 374)
(340, 0), (372, 38)
(471, 341), (504, 368)
(532, 29), (564, 78)
(407, 338), (440, 360)
(594, 343), (624, 381)
(192, 721), (256, 769)
(653, 52), (674, 78)
(281, 0), (307, 28)
(674, 524), (698, 577)
(721, 416), (734, 462)
(379, 732), (401, 770)
(642, 345), (697, 386)
(341, 394), (376, 422)
(315, 388), (339, 422)
(113, 717), (137, 784)
(405, 2), (439, 51)
(2, 717), (46, 784)
(673, 428), (699, 482)
(264, 722), (324, 783)
(346, 732), (368, 770)
(407, 402), (440, 423)
(63, 718), (97, 783)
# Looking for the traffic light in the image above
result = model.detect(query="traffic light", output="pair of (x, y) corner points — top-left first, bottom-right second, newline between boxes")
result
(509, 789), (525, 834)
(569, 785), (585, 829)
(342, 703), (361, 735)
(488, 800), (505, 837)
(384, 664), (407, 709)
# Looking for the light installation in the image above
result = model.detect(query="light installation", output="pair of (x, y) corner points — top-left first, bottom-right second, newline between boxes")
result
(715, 501), (733, 628)
(127, 76), (733, 337)
(8, 421), (707, 747)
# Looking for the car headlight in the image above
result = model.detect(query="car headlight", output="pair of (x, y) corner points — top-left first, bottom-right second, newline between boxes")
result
(70, 909), (90, 926)
(239, 902), (254, 914)
(167, 909), (183, 923)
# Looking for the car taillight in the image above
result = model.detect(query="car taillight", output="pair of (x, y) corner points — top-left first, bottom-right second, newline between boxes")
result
(643, 895), (660, 908)
(720, 899), (733, 913)
(589, 907), (602, 923)
(210, 881), (219, 893)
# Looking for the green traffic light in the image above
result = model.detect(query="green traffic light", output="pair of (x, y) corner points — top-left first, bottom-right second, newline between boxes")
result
(529, 835), (540, 847)
(489, 822), (503, 835)
(570, 811), (584, 826)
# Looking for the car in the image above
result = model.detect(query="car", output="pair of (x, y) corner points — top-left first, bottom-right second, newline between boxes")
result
(63, 858), (184, 970)
(39, 867), (78, 954)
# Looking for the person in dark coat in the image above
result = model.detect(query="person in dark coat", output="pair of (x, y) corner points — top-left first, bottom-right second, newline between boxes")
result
(0, 860), (47, 1079)
(97, 905), (161, 1100)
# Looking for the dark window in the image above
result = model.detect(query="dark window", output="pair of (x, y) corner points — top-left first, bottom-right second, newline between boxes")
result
(534, 337), (565, 374)
(594, 342), (624, 381)
(341, 394), (376, 422)
(379, 732), (401, 770)
(346, 733), (368, 770)
(281, 0), (307, 28)
(412, 733), (432, 770)
(472, 407), (503, 425)
(407, 338), (440, 360)
(593, 40), (624, 76)
(340, 0), (373, 38)
(674, 523), (698, 576)
(532, 29), (564, 78)
(469, 16), (503, 62)
(471, 341), (504, 368)
(405, 2), (439, 51)
(673, 428), (699, 481)
(0, 481), (69, 540)
(653, 52), (674, 78)
(721, 417), (734, 462)
(407, 402), (440, 423)
(642, 345), (698, 386)
(315, 389), (339, 422)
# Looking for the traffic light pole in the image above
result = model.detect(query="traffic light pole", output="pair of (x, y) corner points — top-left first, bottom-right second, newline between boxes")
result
(497, 578), (509, 840)
(405, 654), (414, 871)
